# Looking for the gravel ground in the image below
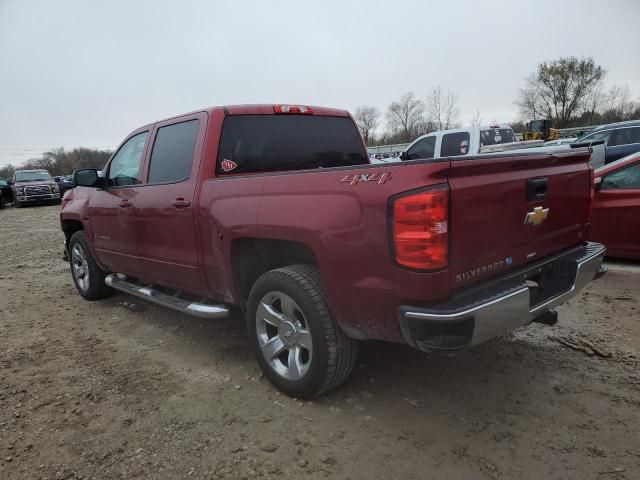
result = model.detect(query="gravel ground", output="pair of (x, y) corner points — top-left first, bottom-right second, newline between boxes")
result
(1, 204), (639, 480)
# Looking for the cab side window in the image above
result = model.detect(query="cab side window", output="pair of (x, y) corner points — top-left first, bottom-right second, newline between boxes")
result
(107, 132), (148, 187)
(148, 120), (199, 184)
(601, 163), (640, 189)
(610, 127), (640, 147)
(406, 136), (436, 160)
(441, 132), (470, 157)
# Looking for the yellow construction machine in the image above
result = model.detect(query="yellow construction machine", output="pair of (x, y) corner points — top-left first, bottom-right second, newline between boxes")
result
(522, 119), (560, 141)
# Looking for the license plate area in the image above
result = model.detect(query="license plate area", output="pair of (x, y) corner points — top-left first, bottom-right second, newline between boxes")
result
(527, 259), (577, 308)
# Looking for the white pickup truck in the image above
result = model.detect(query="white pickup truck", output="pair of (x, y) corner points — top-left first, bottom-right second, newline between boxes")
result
(399, 125), (544, 161)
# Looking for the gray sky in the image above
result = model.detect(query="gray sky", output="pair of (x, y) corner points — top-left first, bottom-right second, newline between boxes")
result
(1, 0), (639, 167)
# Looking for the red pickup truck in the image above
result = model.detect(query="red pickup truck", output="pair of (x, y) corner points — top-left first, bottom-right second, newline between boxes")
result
(61, 104), (605, 398)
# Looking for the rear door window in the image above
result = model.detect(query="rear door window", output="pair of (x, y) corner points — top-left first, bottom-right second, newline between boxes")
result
(216, 115), (368, 174)
(441, 132), (471, 157)
(148, 120), (199, 184)
(107, 132), (148, 187)
(610, 127), (640, 147)
(406, 136), (436, 160)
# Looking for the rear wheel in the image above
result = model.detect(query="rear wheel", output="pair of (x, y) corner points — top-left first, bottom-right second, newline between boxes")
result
(247, 265), (358, 398)
(0, 196), (5, 209)
(68, 231), (113, 300)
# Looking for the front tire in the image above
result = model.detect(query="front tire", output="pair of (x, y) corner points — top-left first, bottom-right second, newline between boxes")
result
(68, 231), (113, 300)
(247, 265), (358, 398)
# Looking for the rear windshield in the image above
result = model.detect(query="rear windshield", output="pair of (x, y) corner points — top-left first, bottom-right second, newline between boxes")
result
(479, 128), (515, 146)
(216, 115), (368, 174)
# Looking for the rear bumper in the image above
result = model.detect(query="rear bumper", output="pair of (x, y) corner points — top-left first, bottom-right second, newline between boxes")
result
(398, 242), (606, 352)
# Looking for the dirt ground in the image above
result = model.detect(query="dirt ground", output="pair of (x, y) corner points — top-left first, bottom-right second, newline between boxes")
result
(1, 204), (639, 480)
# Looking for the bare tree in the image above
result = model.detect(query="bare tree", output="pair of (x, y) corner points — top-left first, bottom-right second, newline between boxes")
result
(354, 105), (380, 146)
(386, 92), (426, 143)
(427, 86), (460, 130)
(470, 108), (483, 127)
(602, 85), (637, 121)
(515, 79), (546, 121)
(583, 81), (605, 125)
(515, 56), (606, 127)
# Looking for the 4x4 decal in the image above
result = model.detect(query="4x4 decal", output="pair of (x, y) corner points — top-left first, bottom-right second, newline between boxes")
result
(340, 172), (391, 186)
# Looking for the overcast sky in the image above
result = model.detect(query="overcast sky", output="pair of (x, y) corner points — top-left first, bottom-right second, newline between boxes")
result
(1, 0), (639, 167)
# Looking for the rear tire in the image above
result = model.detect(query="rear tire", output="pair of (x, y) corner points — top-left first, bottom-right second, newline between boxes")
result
(247, 264), (358, 398)
(0, 196), (5, 209)
(68, 231), (113, 300)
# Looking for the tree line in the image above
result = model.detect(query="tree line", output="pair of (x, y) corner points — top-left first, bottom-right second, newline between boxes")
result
(355, 86), (462, 146)
(356, 56), (639, 146)
(0, 147), (112, 179)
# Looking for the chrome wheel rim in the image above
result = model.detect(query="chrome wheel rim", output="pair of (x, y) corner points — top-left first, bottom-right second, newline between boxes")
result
(71, 243), (90, 291)
(256, 291), (313, 381)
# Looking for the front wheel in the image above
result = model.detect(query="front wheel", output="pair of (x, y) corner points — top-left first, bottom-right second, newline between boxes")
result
(68, 231), (113, 300)
(247, 265), (358, 398)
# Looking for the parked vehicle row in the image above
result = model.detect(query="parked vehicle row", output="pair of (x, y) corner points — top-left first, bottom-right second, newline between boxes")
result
(60, 103), (605, 398)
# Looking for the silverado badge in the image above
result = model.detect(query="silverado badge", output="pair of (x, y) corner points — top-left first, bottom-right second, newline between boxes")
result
(524, 206), (549, 226)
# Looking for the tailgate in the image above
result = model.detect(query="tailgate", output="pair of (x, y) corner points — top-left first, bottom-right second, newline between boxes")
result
(448, 150), (592, 290)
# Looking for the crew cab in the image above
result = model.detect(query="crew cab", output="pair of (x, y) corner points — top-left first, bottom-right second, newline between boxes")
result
(399, 125), (544, 161)
(60, 104), (605, 398)
(12, 169), (61, 207)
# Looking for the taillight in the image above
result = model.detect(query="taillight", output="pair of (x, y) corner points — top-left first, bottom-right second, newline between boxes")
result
(274, 105), (313, 114)
(392, 186), (449, 270)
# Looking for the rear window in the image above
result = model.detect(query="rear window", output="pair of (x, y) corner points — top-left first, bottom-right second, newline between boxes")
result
(441, 132), (471, 157)
(479, 128), (515, 146)
(216, 115), (368, 174)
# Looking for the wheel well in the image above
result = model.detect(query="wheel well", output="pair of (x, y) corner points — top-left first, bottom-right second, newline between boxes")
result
(232, 238), (318, 303)
(61, 220), (84, 247)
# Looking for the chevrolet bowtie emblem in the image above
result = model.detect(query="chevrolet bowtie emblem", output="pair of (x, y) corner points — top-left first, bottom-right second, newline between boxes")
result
(524, 206), (549, 226)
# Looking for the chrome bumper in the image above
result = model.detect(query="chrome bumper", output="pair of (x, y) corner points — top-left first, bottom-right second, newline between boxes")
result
(399, 242), (606, 352)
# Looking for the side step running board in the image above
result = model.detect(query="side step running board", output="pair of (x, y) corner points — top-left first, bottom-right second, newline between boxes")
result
(105, 274), (229, 319)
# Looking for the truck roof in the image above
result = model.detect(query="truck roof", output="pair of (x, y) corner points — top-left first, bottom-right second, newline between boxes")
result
(151, 104), (350, 126)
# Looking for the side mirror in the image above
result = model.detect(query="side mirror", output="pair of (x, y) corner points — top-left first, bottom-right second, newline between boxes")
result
(400, 150), (408, 161)
(54, 176), (61, 182)
(73, 168), (99, 188)
(7, 179), (14, 186)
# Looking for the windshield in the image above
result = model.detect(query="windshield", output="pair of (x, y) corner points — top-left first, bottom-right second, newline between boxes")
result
(15, 171), (52, 182)
(479, 128), (516, 146)
(217, 115), (368, 174)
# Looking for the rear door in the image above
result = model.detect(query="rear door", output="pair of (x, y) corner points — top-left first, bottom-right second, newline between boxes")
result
(133, 113), (206, 293)
(447, 150), (592, 289)
(88, 130), (149, 275)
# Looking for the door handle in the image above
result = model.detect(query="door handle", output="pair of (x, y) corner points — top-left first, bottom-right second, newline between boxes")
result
(526, 177), (548, 201)
(119, 199), (132, 208)
(171, 198), (191, 209)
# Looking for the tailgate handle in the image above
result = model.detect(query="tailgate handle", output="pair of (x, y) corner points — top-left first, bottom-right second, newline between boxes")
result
(526, 177), (548, 201)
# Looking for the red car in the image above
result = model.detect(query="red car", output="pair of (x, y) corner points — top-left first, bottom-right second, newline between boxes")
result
(590, 152), (640, 259)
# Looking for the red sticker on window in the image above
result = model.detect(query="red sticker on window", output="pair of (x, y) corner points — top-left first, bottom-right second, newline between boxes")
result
(221, 159), (238, 172)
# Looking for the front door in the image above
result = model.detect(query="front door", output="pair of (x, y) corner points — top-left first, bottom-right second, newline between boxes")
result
(591, 161), (640, 258)
(133, 115), (204, 293)
(88, 130), (149, 276)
